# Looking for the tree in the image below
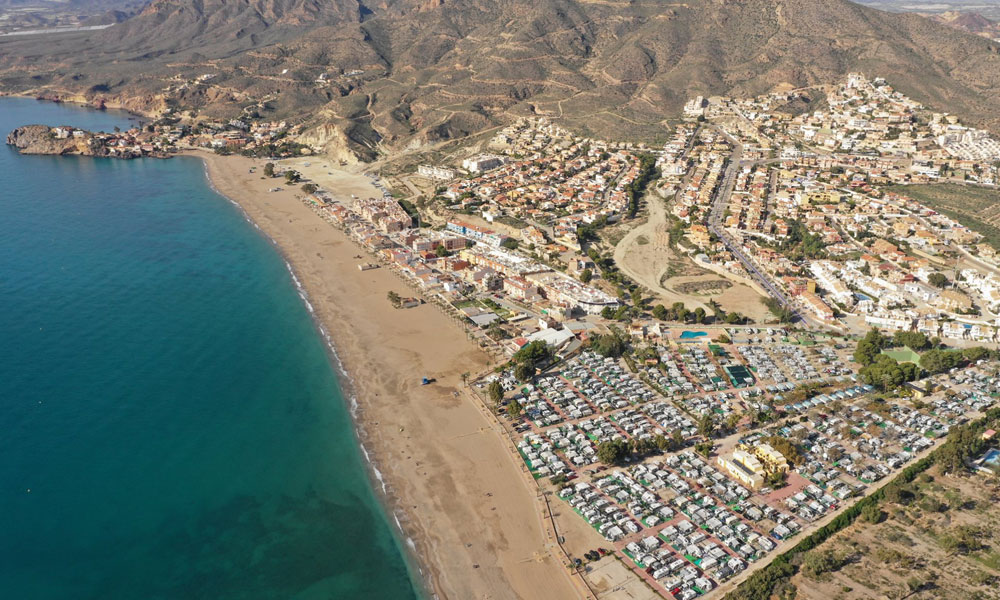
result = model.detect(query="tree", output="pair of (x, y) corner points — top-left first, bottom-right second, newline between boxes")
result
(725, 412), (742, 432)
(695, 441), (713, 457)
(500, 238), (520, 250)
(263, 162), (275, 177)
(762, 297), (795, 323)
(630, 437), (656, 456)
(863, 328), (889, 348)
(284, 170), (301, 184)
(893, 330), (929, 351)
(591, 331), (628, 358)
(652, 304), (668, 320)
(597, 439), (630, 465)
(301, 183), (318, 194)
(929, 272), (949, 288)
(937, 421), (989, 474)
(671, 429), (685, 450)
(693, 307), (707, 324)
(765, 470), (787, 488)
(802, 549), (846, 579)
(762, 436), (805, 466)
(486, 321), (508, 341)
(905, 577), (927, 594)
(724, 312), (746, 325)
(697, 413), (716, 439)
(513, 341), (552, 368)
(487, 380), (504, 405)
(434, 244), (451, 258)
(853, 339), (881, 365)
(580, 268), (593, 284)
(514, 362), (536, 383)
(673, 302), (690, 323)
(883, 484), (915, 505)
(507, 398), (523, 419)
(941, 525), (985, 554)
(920, 348), (962, 374)
(962, 346), (992, 363)
(386, 291), (402, 308)
(854, 329), (889, 365)
(860, 503), (883, 524)
(859, 354), (919, 391)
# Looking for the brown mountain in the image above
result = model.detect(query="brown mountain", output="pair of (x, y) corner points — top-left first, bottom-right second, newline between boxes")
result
(2, 0), (1000, 159)
(923, 10), (1000, 39)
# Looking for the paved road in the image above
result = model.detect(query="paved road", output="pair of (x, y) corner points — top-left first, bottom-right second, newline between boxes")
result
(703, 133), (811, 326)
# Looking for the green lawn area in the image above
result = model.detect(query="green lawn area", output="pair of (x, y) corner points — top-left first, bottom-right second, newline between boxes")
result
(452, 298), (511, 318)
(881, 347), (921, 364)
(452, 299), (479, 309)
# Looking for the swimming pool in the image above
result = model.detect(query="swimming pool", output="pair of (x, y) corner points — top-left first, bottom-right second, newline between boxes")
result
(983, 448), (1000, 467)
(679, 331), (708, 340)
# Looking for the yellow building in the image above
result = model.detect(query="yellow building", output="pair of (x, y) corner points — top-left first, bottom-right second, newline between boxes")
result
(717, 443), (789, 490)
(753, 443), (789, 474)
(717, 448), (765, 490)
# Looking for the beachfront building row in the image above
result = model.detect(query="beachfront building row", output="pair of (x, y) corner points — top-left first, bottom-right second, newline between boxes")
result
(355, 196), (414, 232)
(317, 193), (620, 322)
(446, 219), (509, 247)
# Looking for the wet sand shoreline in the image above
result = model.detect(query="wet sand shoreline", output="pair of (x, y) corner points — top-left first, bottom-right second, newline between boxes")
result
(192, 150), (583, 600)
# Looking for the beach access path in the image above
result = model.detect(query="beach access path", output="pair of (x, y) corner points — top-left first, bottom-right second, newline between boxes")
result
(194, 152), (582, 600)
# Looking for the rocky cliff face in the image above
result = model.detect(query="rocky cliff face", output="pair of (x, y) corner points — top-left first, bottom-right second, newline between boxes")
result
(4, 124), (136, 157)
(6, 125), (89, 155)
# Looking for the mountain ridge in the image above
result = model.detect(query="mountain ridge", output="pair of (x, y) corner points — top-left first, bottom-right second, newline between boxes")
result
(1, 0), (999, 159)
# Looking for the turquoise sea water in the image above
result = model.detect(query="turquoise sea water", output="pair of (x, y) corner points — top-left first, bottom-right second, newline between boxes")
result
(0, 98), (421, 599)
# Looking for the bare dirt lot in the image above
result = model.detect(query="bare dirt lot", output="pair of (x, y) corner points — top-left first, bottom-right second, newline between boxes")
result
(791, 466), (1000, 600)
(614, 196), (771, 322)
(585, 556), (661, 600)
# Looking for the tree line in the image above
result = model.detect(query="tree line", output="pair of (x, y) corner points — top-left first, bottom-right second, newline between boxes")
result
(853, 328), (999, 391)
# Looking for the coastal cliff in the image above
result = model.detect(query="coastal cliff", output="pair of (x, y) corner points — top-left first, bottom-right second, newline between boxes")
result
(7, 125), (96, 155)
(6, 125), (170, 159)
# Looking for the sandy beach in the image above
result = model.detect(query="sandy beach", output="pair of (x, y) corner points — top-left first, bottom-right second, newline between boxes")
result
(194, 151), (583, 600)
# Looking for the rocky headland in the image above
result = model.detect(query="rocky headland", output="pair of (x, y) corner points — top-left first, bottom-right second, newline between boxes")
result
(7, 124), (170, 158)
